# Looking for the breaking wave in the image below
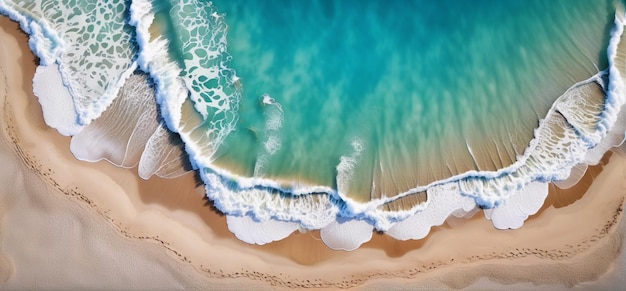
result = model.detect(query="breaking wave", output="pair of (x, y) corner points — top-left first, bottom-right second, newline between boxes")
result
(2, 0), (626, 249)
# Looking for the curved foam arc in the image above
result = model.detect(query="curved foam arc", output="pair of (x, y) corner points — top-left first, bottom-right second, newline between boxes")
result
(459, 111), (589, 207)
(486, 181), (549, 230)
(32, 64), (83, 136)
(128, 0), (220, 184)
(320, 219), (374, 251)
(0, 1), (64, 65)
(128, 0), (412, 231)
(225, 215), (300, 245)
(3, 0), (626, 249)
(445, 207), (480, 228)
(386, 183), (476, 240)
(583, 95), (626, 166)
(553, 163), (589, 189)
(554, 68), (626, 188)
(24, 0), (616, 243)
(41, 1), (626, 250)
(128, 0), (190, 132)
(1, 0), (139, 130)
(127, 0), (220, 182)
(206, 73), (609, 231)
(484, 9), (626, 229)
(203, 170), (339, 229)
(127, 1), (345, 230)
(456, 69), (612, 204)
(125, 2), (626, 249)
(129, 3), (626, 231)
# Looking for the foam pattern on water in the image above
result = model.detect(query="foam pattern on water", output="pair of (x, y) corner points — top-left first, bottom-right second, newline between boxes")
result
(126, 2), (626, 239)
(336, 138), (365, 196)
(254, 94), (284, 176)
(1, 0), (138, 130)
(485, 182), (549, 230)
(130, 0), (239, 161)
(226, 215), (300, 245)
(130, 4), (626, 238)
(169, 0), (239, 155)
(5, 1), (626, 249)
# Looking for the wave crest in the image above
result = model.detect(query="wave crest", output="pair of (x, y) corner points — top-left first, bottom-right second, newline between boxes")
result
(3, 0), (626, 250)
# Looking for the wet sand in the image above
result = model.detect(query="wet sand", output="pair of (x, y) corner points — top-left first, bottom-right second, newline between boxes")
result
(1, 16), (626, 289)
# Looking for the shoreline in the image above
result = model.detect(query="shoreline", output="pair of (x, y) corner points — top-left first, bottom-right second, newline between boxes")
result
(1, 15), (626, 289)
(129, 0), (617, 232)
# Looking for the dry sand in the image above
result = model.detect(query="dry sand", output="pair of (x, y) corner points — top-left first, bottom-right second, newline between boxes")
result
(1, 16), (626, 289)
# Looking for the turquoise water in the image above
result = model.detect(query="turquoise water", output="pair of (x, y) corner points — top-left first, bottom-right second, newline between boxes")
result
(206, 0), (612, 200)
(1, 0), (623, 237)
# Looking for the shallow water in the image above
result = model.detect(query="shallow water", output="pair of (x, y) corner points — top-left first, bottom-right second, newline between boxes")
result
(0, 0), (137, 127)
(1, 0), (624, 241)
(207, 0), (613, 201)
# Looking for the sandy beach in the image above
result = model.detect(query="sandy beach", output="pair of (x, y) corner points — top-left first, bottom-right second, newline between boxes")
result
(1, 15), (626, 289)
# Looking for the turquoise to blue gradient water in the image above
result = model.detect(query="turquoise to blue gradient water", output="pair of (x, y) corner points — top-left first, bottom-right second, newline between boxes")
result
(0, 0), (615, 203)
(205, 0), (611, 200)
(2, 0), (624, 244)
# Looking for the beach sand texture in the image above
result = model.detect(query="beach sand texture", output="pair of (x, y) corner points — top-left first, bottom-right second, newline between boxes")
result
(1, 13), (626, 290)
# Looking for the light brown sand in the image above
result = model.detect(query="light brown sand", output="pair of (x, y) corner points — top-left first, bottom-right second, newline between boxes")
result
(1, 16), (625, 289)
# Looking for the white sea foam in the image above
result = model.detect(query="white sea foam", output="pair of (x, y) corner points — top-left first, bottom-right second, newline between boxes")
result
(7, 0), (626, 250)
(336, 138), (365, 195)
(485, 181), (549, 230)
(202, 169), (339, 229)
(148, 9), (626, 249)
(215, 9), (626, 246)
(387, 183), (476, 240)
(446, 207), (480, 228)
(0, 1), (64, 65)
(129, 0), (187, 132)
(584, 102), (626, 165)
(32, 64), (82, 135)
(169, 0), (240, 156)
(226, 215), (300, 245)
(320, 219), (374, 251)
(254, 94), (284, 176)
(1, 0), (138, 130)
(130, 0), (239, 165)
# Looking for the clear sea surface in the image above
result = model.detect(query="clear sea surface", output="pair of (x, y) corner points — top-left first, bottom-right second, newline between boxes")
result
(204, 0), (612, 201)
(0, 0), (621, 232)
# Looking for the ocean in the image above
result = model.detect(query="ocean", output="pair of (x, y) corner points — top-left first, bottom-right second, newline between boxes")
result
(1, 0), (625, 248)
(209, 0), (611, 201)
